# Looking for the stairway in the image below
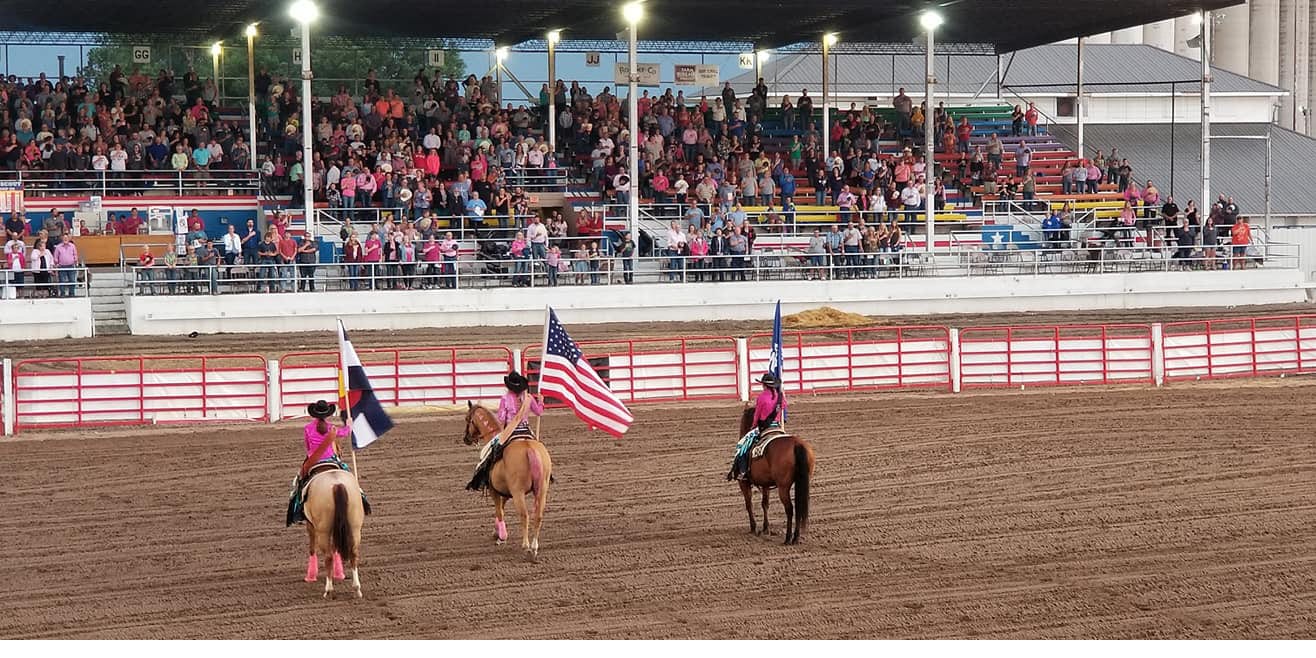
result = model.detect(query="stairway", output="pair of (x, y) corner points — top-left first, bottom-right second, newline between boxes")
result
(89, 269), (132, 335)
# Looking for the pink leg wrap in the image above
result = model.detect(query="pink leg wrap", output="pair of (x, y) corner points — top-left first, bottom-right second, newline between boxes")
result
(332, 553), (345, 581)
(304, 554), (318, 582)
(495, 519), (508, 541)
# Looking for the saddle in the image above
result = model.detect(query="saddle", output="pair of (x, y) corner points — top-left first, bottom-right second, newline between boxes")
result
(750, 428), (790, 460)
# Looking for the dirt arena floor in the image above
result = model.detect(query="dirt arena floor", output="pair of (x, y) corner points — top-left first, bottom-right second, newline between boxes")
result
(2, 379), (1314, 639)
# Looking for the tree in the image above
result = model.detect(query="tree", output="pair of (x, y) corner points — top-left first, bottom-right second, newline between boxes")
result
(82, 34), (467, 100)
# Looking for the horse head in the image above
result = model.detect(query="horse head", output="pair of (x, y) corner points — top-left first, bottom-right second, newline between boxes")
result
(463, 401), (480, 445)
(463, 401), (500, 445)
(739, 406), (755, 437)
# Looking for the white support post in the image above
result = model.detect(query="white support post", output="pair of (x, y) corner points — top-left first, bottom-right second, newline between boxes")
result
(948, 328), (962, 393)
(3, 358), (15, 436)
(735, 337), (750, 402)
(266, 358), (282, 423)
(512, 348), (524, 374)
(1151, 323), (1165, 387)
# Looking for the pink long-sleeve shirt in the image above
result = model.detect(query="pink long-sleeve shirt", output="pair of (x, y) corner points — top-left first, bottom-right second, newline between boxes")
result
(497, 392), (544, 429)
(304, 421), (350, 461)
(752, 388), (784, 427)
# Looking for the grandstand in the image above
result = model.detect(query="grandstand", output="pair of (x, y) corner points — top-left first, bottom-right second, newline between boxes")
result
(3, 0), (1308, 341)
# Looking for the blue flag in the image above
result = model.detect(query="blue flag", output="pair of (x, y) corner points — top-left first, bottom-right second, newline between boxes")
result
(770, 300), (786, 422)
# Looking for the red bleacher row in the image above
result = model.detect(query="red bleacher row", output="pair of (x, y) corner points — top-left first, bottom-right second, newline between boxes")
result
(3, 314), (1314, 434)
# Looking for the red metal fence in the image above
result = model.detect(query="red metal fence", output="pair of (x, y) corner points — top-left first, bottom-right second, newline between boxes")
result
(12, 354), (267, 431)
(521, 336), (740, 405)
(747, 325), (953, 394)
(1162, 315), (1316, 382)
(7, 314), (1316, 435)
(958, 324), (1154, 389)
(278, 346), (515, 419)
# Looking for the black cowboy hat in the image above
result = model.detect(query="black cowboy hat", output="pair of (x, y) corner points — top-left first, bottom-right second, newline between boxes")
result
(759, 372), (781, 388)
(504, 371), (529, 393)
(307, 400), (337, 419)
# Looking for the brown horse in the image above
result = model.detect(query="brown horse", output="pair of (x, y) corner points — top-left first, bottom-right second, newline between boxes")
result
(303, 468), (365, 598)
(463, 401), (553, 561)
(737, 407), (815, 544)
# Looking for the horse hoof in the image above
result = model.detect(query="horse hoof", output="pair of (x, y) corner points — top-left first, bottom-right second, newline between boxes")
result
(495, 538), (505, 546)
(355, 589), (363, 599)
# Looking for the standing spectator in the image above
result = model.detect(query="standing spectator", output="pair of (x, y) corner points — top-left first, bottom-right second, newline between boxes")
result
(616, 232), (635, 285)
(1231, 216), (1252, 270)
(43, 211), (67, 246)
(29, 238), (53, 298)
(53, 233), (79, 297)
(296, 236), (318, 292)
(440, 231), (459, 289)
(6, 241), (27, 297)
(197, 238), (219, 294)
(1024, 102), (1039, 136)
(222, 224), (242, 269)
(343, 232), (364, 291)
(5, 212), (28, 242)
(278, 230), (298, 292)
(727, 225), (748, 281)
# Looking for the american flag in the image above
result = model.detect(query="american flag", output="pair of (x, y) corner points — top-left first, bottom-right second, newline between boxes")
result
(539, 308), (633, 437)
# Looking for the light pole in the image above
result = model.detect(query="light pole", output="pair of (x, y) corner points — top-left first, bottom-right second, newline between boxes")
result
(623, 1), (642, 276)
(1197, 10), (1212, 215)
(495, 46), (508, 108)
(822, 33), (837, 163)
(920, 10), (943, 253)
(290, 0), (318, 236)
(210, 42), (222, 105)
(245, 23), (258, 171)
(547, 30), (560, 154)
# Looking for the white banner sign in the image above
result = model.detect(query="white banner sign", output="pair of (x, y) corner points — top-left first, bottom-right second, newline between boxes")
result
(132, 46), (151, 64)
(738, 53), (754, 69)
(585, 51), (601, 67)
(426, 49), (445, 68)
(674, 64), (720, 86)
(614, 61), (660, 87)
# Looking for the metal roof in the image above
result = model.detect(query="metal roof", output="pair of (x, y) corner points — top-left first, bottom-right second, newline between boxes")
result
(709, 44), (1285, 97)
(6, 1), (1243, 53)
(1050, 123), (1313, 215)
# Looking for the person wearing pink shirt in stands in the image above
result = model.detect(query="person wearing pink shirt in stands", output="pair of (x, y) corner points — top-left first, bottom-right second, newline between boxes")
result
(363, 230), (383, 289)
(356, 169), (377, 207)
(53, 234), (80, 297)
(339, 170), (357, 209)
(423, 149), (441, 177)
(439, 231), (458, 289)
(688, 228), (709, 282)
(6, 240), (27, 297)
(421, 234), (441, 289)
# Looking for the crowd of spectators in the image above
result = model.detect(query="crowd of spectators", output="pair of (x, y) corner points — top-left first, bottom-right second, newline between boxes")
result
(1, 68), (251, 175)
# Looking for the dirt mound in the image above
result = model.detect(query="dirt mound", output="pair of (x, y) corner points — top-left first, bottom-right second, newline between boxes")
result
(782, 307), (879, 329)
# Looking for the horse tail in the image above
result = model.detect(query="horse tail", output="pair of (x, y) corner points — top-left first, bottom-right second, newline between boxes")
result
(793, 442), (811, 535)
(527, 446), (544, 498)
(330, 483), (356, 565)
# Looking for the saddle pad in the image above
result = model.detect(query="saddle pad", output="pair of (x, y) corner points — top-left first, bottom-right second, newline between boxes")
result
(751, 429), (789, 460)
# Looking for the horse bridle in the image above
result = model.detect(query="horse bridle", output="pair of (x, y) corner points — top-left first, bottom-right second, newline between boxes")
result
(465, 405), (502, 444)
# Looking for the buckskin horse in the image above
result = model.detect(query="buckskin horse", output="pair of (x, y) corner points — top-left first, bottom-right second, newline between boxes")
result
(737, 407), (815, 545)
(303, 468), (366, 598)
(463, 401), (554, 561)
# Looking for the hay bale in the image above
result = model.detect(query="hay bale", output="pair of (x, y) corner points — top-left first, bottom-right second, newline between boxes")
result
(782, 307), (877, 329)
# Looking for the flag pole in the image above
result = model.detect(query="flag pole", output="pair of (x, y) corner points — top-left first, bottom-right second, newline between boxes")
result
(338, 318), (361, 479)
(534, 305), (551, 440)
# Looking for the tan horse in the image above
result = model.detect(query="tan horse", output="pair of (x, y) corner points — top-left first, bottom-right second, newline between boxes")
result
(463, 401), (553, 561)
(303, 469), (365, 598)
(737, 407), (815, 544)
